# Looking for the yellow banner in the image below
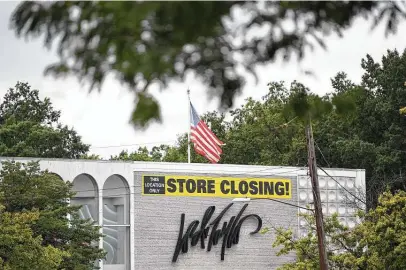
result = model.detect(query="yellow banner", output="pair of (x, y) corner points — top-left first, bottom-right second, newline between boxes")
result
(142, 175), (291, 199)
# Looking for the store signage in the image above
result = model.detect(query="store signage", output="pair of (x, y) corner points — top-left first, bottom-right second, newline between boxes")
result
(142, 175), (291, 199)
(172, 203), (262, 262)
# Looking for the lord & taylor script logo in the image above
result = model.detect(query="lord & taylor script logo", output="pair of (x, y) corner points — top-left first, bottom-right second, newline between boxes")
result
(172, 203), (262, 262)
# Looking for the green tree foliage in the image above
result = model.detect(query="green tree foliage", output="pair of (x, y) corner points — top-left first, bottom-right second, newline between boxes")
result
(80, 153), (102, 160)
(218, 80), (354, 165)
(110, 145), (168, 162)
(0, 204), (67, 270)
(0, 160), (105, 269)
(122, 49), (406, 207)
(0, 82), (89, 158)
(130, 80), (351, 166)
(9, 1), (406, 127)
(109, 142), (209, 163)
(271, 190), (406, 269)
(111, 112), (226, 163)
(314, 49), (406, 207)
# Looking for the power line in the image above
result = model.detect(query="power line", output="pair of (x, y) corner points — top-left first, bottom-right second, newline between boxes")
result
(88, 116), (300, 150)
(313, 141), (366, 205)
(69, 166), (310, 211)
(314, 141), (331, 168)
(318, 166), (366, 205)
(71, 193), (314, 213)
(89, 140), (177, 149)
(72, 167), (306, 194)
(251, 198), (314, 211)
(71, 192), (314, 213)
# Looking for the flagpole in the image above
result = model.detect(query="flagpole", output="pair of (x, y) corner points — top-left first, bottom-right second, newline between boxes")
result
(187, 89), (191, 163)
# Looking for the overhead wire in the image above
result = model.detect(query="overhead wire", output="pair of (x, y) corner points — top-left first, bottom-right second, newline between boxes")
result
(318, 166), (366, 205)
(314, 141), (331, 168)
(71, 114), (311, 211)
(313, 141), (366, 205)
(89, 140), (177, 149)
(72, 191), (314, 212)
(87, 116), (299, 150)
(70, 193), (313, 213)
(250, 198), (314, 211)
(72, 166), (306, 194)
(69, 165), (316, 211)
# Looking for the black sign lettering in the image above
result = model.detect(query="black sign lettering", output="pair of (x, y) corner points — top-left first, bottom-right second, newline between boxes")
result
(177, 179), (185, 192)
(249, 181), (258, 195)
(195, 180), (205, 193)
(207, 180), (215, 194)
(142, 175), (291, 198)
(239, 181), (248, 194)
(230, 181), (238, 194)
(186, 179), (196, 193)
(275, 182), (285, 195)
(172, 203), (262, 262)
(259, 181), (264, 194)
(167, 178), (176, 193)
(143, 176), (165, 194)
(220, 180), (230, 194)
(264, 182), (274, 195)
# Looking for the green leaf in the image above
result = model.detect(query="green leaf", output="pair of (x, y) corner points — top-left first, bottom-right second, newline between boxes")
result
(0, 160), (105, 268)
(130, 92), (161, 128)
(9, 1), (406, 126)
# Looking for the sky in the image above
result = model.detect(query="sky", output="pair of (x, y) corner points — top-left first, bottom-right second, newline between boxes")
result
(1, 2), (406, 159)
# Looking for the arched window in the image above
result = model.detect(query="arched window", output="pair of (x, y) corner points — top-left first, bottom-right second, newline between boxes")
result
(70, 174), (100, 268)
(102, 174), (130, 269)
(71, 174), (99, 223)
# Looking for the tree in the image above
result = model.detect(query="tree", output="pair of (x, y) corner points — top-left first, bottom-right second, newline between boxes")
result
(0, 82), (90, 159)
(105, 48), (406, 207)
(271, 190), (406, 269)
(218, 82), (308, 166)
(80, 153), (102, 160)
(0, 204), (67, 270)
(110, 145), (169, 162)
(150, 80), (351, 166)
(150, 49), (406, 208)
(0, 160), (105, 269)
(313, 50), (406, 207)
(110, 112), (228, 163)
(9, 1), (406, 127)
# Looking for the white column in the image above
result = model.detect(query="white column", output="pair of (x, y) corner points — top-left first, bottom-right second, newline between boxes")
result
(130, 185), (135, 269)
(66, 198), (71, 227)
(98, 188), (104, 270)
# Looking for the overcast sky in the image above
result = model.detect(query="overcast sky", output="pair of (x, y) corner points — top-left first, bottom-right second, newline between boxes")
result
(1, 2), (406, 159)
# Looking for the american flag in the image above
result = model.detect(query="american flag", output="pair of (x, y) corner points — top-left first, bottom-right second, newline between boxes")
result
(190, 102), (224, 163)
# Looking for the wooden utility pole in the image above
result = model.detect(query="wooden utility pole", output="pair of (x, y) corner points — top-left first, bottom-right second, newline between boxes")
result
(306, 121), (329, 270)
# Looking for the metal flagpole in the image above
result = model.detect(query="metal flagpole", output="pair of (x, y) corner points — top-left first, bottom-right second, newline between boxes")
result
(187, 89), (191, 163)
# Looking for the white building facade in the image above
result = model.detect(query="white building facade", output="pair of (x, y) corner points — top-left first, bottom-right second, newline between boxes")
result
(0, 157), (366, 270)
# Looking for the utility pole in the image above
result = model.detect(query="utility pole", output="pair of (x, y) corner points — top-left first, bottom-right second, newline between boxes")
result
(306, 120), (329, 270)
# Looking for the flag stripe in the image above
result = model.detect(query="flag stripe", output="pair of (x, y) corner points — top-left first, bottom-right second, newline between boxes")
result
(193, 144), (211, 160)
(192, 126), (221, 155)
(193, 141), (218, 163)
(189, 102), (224, 163)
(200, 121), (224, 145)
(191, 129), (220, 160)
(191, 137), (218, 161)
(192, 138), (218, 163)
(197, 122), (222, 153)
(193, 138), (219, 163)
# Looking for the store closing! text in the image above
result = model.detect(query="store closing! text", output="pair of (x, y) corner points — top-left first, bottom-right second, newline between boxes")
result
(142, 175), (291, 199)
